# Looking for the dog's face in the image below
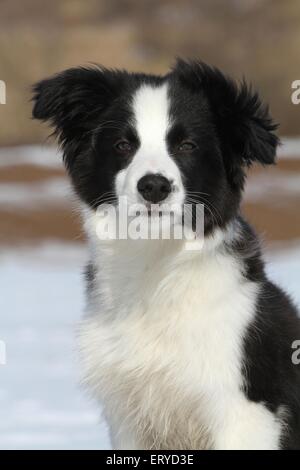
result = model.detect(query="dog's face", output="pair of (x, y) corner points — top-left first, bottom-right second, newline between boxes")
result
(33, 60), (278, 235)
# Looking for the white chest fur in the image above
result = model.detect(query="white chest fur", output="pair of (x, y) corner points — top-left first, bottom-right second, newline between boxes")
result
(79, 232), (282, 449)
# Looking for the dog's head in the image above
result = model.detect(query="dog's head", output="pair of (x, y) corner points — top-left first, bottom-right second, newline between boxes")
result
(32, 60), (278, 235)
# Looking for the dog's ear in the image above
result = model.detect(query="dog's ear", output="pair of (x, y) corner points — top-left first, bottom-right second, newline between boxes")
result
(32, 66), (124, 146)
(174, 59), (279, 187)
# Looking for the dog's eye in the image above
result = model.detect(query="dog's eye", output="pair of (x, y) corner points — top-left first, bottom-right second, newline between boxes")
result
(115, 141), (133, 153)
(178, 141), (197, 152)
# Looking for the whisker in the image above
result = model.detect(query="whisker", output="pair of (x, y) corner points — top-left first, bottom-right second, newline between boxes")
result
(185, 196), (221, 229)
(185, 195), (222, 225)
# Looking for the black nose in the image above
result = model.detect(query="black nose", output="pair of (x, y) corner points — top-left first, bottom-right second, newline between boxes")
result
(137, 174), (172, 203)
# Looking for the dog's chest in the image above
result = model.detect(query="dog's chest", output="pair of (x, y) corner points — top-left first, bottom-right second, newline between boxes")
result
(80, 245), (258, 449)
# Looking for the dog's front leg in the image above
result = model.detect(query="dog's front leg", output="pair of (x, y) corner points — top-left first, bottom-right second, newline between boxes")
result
(213, 400), (283, 450)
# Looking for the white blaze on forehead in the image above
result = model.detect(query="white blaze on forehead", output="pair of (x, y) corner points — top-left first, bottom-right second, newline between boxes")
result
(132, 83), (170, 157)
(115, 81), (184, 206)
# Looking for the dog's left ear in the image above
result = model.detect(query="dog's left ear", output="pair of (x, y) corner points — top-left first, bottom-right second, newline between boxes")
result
(174, 59), (279, 187)
(32, 66), (125, 146)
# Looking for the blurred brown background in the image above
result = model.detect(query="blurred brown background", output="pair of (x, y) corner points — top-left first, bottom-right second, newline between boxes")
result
(0, 0), (299, 247)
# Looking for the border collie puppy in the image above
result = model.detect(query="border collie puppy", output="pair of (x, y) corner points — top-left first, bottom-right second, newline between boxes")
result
(33, 59), (300, 450)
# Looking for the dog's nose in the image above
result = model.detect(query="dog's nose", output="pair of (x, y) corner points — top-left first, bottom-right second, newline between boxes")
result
(137, 174), (172, 203)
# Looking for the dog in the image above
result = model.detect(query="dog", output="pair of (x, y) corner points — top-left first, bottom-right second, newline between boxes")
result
(33, 59), (300, 449)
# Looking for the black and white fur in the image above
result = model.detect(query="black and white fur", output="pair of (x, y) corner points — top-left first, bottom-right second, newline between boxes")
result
(33, 60), (300, 450)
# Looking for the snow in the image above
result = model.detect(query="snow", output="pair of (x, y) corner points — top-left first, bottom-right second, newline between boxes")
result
(0, 146), (63, 169)
(279, 138), (300, 159)
(245, 172), (300, 202)
(0, 243), (111, 450)
(0, 178), (72, 208)
(266, 243), (300, 309)
(0, 241), (299, 450)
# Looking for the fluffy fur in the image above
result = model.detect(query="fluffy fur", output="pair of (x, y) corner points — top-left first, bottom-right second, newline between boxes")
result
(33, 59), (300, 449)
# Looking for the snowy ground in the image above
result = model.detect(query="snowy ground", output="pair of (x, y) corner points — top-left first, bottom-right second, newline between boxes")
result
(0, 241), (299, 450)
(0, 243), (111, 450)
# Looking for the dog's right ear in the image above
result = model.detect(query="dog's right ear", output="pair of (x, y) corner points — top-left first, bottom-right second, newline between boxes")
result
(174, 59), (279, 189)
(32, 66), (125, 144)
